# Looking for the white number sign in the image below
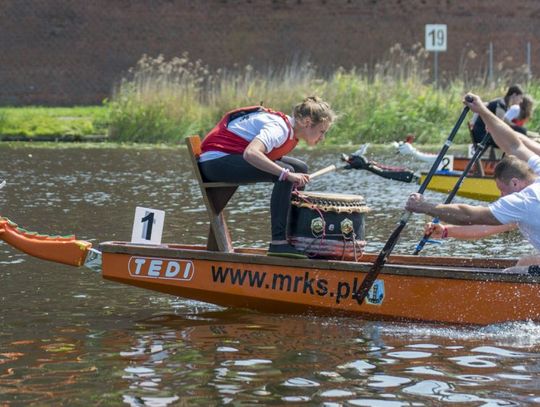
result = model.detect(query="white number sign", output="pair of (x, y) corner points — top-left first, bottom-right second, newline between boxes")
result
(438, 155), (454, 172)
(425, 24), (447, 52)
(131, 206), (165, 245)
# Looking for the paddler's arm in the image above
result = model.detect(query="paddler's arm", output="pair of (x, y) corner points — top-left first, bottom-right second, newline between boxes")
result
(426, 222), (516, 240)
(243, 138), (310, 187)
(406, 193), (502, 225)
(464, 93), (540, 160)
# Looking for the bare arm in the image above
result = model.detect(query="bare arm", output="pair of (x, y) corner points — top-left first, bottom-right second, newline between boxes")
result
(519, 133), (540, 155)
(243, 138), (310, 186)
(426, 222), (516, 240)
(406, 193), (502, 225)
(464, 93), (538, 161)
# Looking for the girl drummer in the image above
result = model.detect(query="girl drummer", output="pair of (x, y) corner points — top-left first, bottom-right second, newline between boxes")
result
(198, 96), (336, 258)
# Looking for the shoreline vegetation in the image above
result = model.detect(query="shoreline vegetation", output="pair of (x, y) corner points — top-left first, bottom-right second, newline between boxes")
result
(1, 44), (537, 145)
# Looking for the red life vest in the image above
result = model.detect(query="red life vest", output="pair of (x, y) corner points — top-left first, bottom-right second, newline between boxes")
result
(512, 117), (527, 127)
(200, 106), (297, 161)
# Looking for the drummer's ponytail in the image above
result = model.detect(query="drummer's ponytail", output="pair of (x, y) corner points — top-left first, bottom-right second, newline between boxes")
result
(293, 96), (336, 126)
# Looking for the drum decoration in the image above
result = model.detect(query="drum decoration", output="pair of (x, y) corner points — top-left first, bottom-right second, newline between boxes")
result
(289, 191), (369, 261)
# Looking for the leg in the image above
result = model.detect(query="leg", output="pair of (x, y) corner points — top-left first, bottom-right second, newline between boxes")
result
(199, 154), (276, 183)
(271, 156), (308, 241)
(278, 156), (309, 174)
(200, 155), (307, 257)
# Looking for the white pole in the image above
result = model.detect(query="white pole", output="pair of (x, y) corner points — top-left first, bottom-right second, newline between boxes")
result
(434, 51), (439, 87)
(489, 42), (493, 86)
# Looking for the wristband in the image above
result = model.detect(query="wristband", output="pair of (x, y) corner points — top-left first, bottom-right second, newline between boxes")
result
(279, 168), (290, 181)
(441, 225), (449, 239)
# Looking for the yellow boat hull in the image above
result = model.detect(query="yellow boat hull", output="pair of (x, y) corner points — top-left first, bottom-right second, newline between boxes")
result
(420, 172), (499, 202)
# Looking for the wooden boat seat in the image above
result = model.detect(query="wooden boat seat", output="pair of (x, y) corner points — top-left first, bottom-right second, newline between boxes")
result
(186, 135), (242, 253)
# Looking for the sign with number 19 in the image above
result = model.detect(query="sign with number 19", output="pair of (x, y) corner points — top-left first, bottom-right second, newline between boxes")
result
(131, 206), (165, 245)
(425, 24), (447, 52)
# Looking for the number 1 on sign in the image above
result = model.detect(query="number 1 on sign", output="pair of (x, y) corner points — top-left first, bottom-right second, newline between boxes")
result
(141, 211), (154, 240)
(131, 207), (165, 245)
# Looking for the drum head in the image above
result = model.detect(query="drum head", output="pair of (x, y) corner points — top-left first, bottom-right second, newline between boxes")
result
(291, 191), (369, 213)
(294, 191), (365, 202)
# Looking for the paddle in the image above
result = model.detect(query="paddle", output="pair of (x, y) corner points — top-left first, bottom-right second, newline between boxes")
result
(354, 100), (471, 305)
(412, 132), (492, 255)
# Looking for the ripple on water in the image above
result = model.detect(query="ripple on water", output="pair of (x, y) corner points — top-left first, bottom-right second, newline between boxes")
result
(282, 377), (320, 387)
(386, 351), (432, 359)
(123, 395), (179, 407)
(348, 399), (413, 406)
(222, 358), (272, 367)
(319, 388), (355, 398)
(402, 379), (516, 405)
(368, 375), (411, 388)
(449, 355), (498, 368)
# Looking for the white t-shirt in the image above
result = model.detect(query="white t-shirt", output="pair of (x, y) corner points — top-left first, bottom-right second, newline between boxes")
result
(489, 155), (540, 250)
(199, 111), (293, 162)
(503, 104), (520, 123)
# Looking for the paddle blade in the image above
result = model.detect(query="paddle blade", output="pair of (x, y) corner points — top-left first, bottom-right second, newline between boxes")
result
(355, 220), (407, 304)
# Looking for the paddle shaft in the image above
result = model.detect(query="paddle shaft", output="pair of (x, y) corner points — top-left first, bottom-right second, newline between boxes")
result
(413, 133), (492, 255)
(354, 103), (471, 305)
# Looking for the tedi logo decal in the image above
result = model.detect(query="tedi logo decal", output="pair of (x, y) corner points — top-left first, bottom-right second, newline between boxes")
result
(128, 257), (194, 281)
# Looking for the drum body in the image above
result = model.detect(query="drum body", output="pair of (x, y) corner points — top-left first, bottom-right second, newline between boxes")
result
(289, 191), (368, 260)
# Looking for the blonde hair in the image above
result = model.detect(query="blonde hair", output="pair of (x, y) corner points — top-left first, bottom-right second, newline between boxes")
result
(292, 96), (336, 126)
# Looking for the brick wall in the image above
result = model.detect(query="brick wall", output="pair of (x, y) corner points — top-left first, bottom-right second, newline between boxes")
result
(2, 0), (540, 105)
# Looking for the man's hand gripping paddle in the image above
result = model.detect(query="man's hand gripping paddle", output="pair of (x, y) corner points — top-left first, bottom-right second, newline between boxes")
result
(412, 131), (493, 255)
(353, 98), (472, 305)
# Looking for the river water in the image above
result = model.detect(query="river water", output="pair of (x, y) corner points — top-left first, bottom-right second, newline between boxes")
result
(0, 145), (538, 406)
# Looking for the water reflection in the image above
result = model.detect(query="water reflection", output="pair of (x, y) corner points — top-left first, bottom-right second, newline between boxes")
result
(0, 146), (539, 405)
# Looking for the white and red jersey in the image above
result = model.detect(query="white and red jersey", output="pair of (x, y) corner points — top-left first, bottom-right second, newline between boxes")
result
(199, 106), (297, 162)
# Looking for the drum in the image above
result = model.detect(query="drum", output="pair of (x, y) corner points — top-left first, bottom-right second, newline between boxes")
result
(289, 191), (369, 261)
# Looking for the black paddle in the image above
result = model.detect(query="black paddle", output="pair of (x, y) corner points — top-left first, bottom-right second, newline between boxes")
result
(412, 132), (492, 255)
(354, 100), (471, 305)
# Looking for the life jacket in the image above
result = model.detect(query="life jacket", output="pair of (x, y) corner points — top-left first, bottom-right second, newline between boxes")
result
(512, 117), (527, 127)
(200, 106), (297, 161)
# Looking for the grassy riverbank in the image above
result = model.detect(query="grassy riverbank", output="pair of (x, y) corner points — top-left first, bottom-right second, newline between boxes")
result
(0, 106), (109, 141)
(2, 47), (538, 144)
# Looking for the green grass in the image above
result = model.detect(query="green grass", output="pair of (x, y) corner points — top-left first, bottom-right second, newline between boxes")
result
(0, 106), (109, 140)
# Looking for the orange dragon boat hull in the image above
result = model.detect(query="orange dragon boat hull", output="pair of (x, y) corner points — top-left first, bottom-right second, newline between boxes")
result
(99, 242), (539, 325)
(2, 216), (538, 325)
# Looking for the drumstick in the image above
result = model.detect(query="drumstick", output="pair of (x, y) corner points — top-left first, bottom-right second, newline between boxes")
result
(309, 164), (337, 179)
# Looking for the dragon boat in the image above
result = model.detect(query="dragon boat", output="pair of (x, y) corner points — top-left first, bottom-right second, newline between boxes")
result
(1, 217), (538, 325)
(1, 137), (538, 326)
(396, 137), (500, 176)
(396, 139), (499, 201)
(418, 171), (499, 202)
